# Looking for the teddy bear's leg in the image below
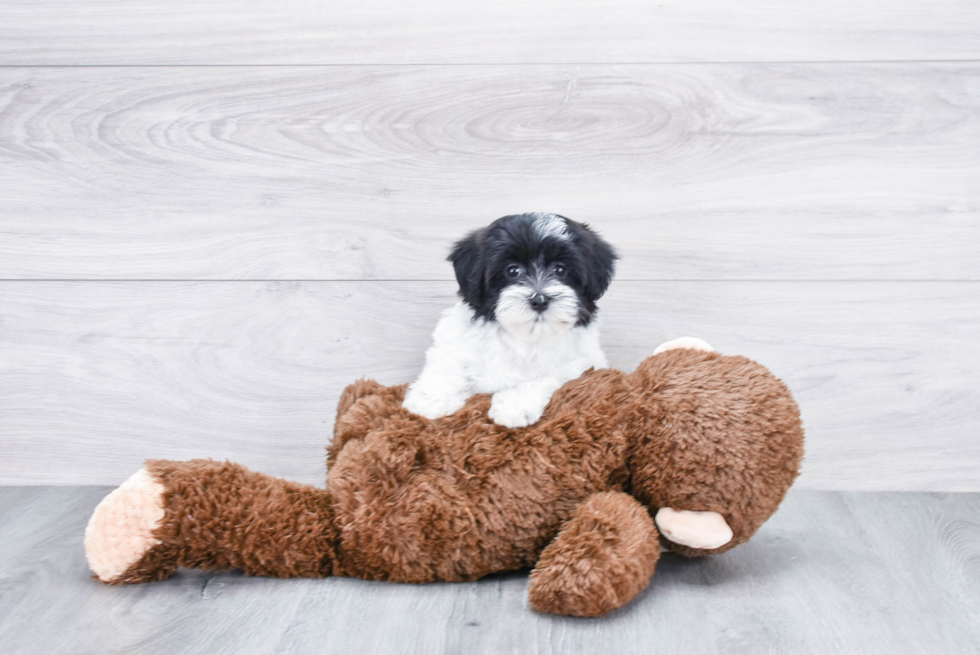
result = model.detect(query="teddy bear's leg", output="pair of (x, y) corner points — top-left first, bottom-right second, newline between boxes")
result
(653, 336), (714, 355)
(654, 507), (733, 550)
(527, 491), (660, 617)
(634, 334), (736, 551)
(85, 459), (338, 584)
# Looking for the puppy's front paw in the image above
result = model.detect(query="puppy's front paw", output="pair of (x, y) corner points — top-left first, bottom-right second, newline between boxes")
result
(488, 388), (546, 428)
(402, 386), (464, 420)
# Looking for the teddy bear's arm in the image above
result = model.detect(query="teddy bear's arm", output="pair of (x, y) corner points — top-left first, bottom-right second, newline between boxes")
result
(527, 491), (660, 617)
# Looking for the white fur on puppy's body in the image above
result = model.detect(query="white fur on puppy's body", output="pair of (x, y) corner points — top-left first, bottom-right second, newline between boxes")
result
(402, 302), (607, 428)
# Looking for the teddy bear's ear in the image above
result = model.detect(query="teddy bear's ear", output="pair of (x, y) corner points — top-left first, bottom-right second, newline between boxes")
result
(448, 227), (489, 309)
(564, 218), (618, 303)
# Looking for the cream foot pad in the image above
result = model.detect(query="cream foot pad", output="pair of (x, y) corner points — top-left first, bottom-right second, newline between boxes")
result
(655, 507), (733, 550)
(84, 468), (166, 582)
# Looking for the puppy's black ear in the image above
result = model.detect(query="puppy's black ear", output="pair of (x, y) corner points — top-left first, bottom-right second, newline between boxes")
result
(565, 219), (618, 302)
(448, 228), (488, 309)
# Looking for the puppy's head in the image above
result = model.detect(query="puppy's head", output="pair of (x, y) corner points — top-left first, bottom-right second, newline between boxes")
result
(449, 213), (617, 341)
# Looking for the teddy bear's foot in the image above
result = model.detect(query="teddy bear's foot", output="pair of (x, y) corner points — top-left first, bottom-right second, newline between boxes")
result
(654, 508), (733, 550)
(84, 468), (173, 583)
(528, 492), (660, 617)
(653, 336), (714, 355)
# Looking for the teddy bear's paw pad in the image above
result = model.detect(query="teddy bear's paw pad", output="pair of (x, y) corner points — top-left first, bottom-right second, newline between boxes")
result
(85, 468), (166, 583)
(653, 336), (714, 355)
(655, 508), (733, 550)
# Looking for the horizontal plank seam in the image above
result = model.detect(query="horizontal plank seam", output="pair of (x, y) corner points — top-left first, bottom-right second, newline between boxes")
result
(2, 485), (978, 495)
(1, 60), (980, 69)
(1, 279), (979, 283)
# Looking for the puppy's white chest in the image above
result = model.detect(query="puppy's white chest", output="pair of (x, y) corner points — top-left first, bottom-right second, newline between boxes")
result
(468, 333), (579, 392)
(435, 302), (603, 395)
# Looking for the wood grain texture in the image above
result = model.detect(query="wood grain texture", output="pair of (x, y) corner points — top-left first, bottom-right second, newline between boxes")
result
(1, 64), (978, 281)
(0, 487), (976, 653)
(1, 280), (977, 490)
(2, 0), (980, 65)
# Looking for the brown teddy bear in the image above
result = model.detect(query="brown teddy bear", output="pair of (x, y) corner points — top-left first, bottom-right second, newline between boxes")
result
(84, 338), (803, 617)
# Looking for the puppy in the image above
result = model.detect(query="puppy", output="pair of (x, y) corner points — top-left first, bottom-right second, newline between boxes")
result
(402, 212), (617, 428)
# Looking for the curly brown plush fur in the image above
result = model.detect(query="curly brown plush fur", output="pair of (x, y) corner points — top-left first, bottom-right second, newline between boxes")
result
(85, 348), (803, 617)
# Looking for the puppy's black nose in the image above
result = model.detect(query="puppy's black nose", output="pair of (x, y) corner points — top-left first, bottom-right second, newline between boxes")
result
(529, 293), (550, 312)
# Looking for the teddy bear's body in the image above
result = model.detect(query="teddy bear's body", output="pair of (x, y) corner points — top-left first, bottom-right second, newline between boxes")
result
(85, 344), (803, 617)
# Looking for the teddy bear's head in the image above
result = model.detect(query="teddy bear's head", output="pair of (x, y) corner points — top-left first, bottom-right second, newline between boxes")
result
(621, 348), (804, 556)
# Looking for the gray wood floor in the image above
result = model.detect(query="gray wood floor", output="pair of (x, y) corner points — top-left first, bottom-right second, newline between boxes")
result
(0, 486), (976, 654)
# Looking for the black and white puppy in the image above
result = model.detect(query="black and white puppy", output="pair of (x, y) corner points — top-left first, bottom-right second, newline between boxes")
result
(402, 212), (617, 428)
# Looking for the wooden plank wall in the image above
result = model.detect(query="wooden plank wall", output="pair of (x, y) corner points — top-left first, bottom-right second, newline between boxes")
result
(1, 1), (978, 489)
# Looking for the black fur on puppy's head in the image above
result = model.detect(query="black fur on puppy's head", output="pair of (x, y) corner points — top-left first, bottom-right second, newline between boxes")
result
(448, 213), (617, 339)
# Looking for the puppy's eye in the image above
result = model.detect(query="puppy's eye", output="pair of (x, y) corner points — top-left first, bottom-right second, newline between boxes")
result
(506, 265), (522, 278)
(553, 263), (566, 277)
